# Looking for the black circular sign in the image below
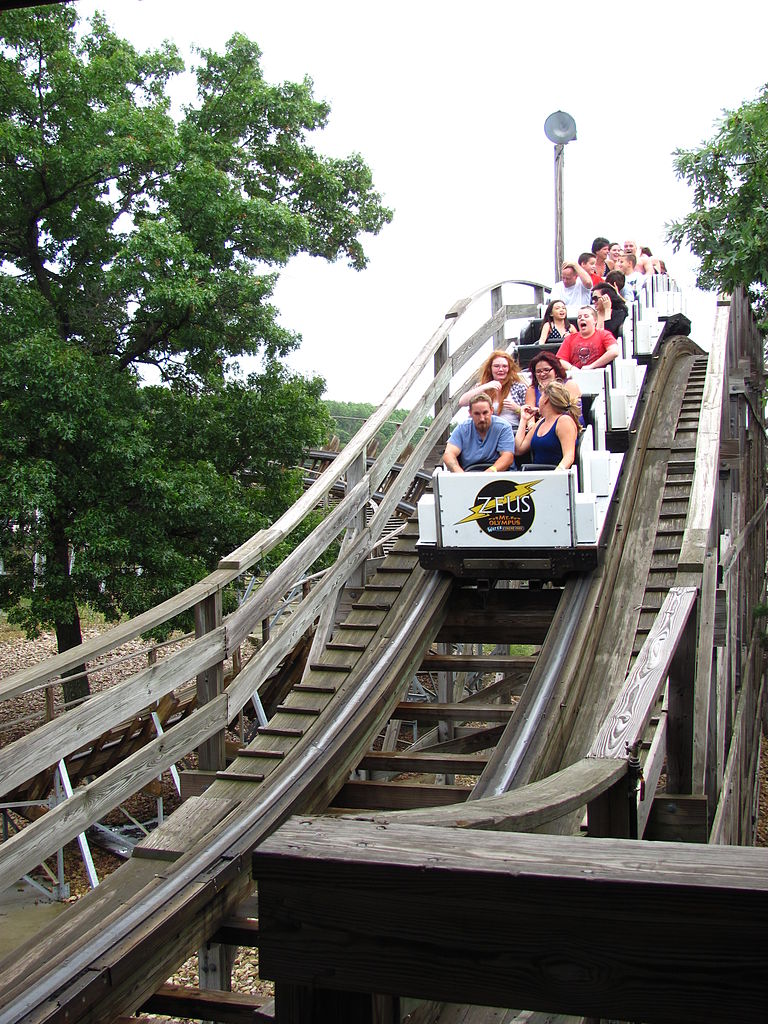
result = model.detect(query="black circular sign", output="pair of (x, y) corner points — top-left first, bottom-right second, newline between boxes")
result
(472, 478), (536, 540)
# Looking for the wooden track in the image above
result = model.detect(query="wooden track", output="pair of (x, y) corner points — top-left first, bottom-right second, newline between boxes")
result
(0, 283), (765, 1024)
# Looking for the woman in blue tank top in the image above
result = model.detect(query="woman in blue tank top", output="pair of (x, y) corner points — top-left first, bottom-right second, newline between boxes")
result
(515, 381), (582, 470)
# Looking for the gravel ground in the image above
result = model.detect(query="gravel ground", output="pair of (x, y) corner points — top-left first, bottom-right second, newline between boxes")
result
(1, 623), (766, 1023)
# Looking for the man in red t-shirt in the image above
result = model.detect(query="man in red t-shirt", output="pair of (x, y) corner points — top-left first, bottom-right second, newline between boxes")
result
(557, 306), (619, 370)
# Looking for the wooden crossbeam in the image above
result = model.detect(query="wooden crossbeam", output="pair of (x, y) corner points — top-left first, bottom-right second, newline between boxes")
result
(255, 817), (768, 1024)
(332, 780), (471, 810)
(415, 724), (506, 754)
(391, 702), (516, 723)
(419, 654), (536, 673)
(142, 984), (272, 1024)
(358, 751), (488, 774)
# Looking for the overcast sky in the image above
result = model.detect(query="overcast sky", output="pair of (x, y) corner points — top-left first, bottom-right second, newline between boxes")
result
(76, 0), (767, 402)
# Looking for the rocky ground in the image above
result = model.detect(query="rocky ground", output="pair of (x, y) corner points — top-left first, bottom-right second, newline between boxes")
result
(1, 622), (766, 1022)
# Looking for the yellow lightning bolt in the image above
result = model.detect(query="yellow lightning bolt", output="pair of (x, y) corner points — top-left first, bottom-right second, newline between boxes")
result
(455, 480), (541, 524)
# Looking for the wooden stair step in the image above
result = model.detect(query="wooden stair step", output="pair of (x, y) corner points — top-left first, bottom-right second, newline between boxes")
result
(215, 770), (265, 783)
(275, 704), (322, 716)
(257, 726), (305, 738)
(236, 749), (286, 760)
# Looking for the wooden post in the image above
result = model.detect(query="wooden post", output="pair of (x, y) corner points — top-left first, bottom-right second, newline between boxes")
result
(194, 592), (225, 773)
(491, 285), (504, 350)
(434, 337), (449, 450)
(44, 683), (55, 723)
(587, 772), (634, 838)
(666, 592), (698, 794)
(346, 448), (367, 590)
(435, 642), (454, 785)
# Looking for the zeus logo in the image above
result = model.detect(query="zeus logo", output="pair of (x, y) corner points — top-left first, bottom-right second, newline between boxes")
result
(456, 480), (540, 524)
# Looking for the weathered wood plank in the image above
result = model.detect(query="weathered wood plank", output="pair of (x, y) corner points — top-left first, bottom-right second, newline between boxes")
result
(644, 795), (709, 843)
(420, 655), (536, 673)
(333, 780), (471, 810)
(0, 696), (228, 893)
(391, 703), (517, 723)
(0, 574), (234, 702)
(588, 588), (697, 759)
(132, 796), (238, 861)
(351, 758), (624, 832)
(678, 307), (728, 570)
(255, 817), (768, 1023)
(141, 984), (272, 1024)
(358, 751), (488, 774)
(0, 628), (226, 800)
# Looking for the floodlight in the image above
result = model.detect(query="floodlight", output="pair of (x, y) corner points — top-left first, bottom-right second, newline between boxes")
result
(544, 111), (577, 146)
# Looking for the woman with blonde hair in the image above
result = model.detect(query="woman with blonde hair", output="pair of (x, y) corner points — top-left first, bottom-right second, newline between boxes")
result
(459, 349), (527, 430)
(515, 380), (582, 471)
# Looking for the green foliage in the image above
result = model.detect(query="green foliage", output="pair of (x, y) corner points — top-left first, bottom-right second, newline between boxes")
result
(667, 83), (768, 323)
(0, 6), (388, 657)
(324, 401), (432, 450)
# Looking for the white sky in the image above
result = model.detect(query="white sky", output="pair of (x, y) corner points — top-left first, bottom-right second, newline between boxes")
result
(76, 0), (768, 402)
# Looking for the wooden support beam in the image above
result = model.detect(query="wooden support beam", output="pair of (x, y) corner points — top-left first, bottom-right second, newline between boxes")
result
(358, 751), (488, 774)
(644, 794), (709, 843)
(437, 588), (559, 644)
(332, 780), (470, 810)
(420, 654), (536, 674)
(391, 702), (517, 723)
(142, 983), (273, 1024)
(255, 817), (768, 1024)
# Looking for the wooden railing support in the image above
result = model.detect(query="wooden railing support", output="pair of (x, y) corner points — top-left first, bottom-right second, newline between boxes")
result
(665, 592), (698, 794)
(490, 284), (504, 349)
(195, 591), (225, 772)
(346, 448), (367, 590)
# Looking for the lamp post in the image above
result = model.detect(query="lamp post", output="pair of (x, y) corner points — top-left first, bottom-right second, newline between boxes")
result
(544, 111), (577, 282)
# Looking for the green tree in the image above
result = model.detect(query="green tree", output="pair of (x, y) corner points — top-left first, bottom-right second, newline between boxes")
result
(667, 83), (768, 322)
(324, 400), (432, 449)
(0, 5), (390, 698)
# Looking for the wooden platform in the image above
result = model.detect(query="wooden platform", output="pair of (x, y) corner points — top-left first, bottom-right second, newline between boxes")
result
(255, 816), (768, 1024)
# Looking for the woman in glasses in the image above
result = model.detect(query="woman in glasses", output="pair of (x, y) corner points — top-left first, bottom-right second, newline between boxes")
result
(524, 350), (583, 423)
(515, 381), (582, 471)
(459, 349), (528, 430)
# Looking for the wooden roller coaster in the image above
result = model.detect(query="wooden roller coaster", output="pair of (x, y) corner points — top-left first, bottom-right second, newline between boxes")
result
(0, 279), (765, 1024)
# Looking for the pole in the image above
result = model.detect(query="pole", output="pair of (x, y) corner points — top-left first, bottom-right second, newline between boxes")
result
(554, 143), (565, 281)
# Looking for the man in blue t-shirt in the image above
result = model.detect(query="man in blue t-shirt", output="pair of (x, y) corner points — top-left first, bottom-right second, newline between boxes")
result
(443, 394), (515, 472)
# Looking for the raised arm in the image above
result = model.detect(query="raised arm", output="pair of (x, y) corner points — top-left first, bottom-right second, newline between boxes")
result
(567, 259), (593, 289)
(515, 405), (537, 458)
(458, 380), (500, 408)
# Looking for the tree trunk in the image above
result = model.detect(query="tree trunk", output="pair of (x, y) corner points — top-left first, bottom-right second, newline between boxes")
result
(51, 520), (90, 704)
(56, 609), (89, 705)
